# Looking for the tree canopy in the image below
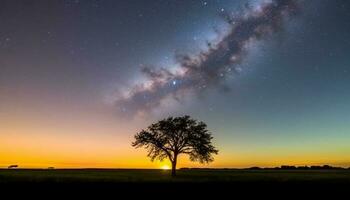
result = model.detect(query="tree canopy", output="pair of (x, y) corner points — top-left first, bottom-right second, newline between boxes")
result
(132, 115), (218, 176)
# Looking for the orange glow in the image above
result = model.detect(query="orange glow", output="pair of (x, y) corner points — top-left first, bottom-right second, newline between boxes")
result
(1, 105), (350, 169)
(161, 165), (170, 170)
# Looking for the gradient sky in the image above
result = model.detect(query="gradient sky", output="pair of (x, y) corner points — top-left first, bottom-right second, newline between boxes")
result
(1, 0), (350, 169)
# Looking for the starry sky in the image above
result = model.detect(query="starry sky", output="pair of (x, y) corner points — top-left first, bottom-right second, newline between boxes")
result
(1, 0), (350, 168)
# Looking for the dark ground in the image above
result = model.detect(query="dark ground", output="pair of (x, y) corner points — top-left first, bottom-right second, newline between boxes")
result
(1, 169), (349, 197)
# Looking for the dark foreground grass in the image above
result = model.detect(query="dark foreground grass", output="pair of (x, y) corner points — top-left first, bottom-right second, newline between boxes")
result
(1, 169), (350, 183)
(1, 169), (349, 196)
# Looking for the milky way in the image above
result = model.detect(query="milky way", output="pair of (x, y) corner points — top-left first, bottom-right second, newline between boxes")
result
(114, 0), (300, 117)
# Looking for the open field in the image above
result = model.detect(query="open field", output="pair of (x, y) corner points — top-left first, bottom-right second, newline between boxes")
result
(1, 169), (349, 196)
(1, 169), (350, 183)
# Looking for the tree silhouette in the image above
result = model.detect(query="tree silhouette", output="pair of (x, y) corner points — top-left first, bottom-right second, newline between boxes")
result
(132, 115), (218, 176)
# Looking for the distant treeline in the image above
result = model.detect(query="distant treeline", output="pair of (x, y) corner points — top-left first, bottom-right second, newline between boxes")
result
(180, 165), (350, 170)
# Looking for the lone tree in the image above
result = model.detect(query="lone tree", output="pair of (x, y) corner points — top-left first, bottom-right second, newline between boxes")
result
(132, 115), (218, 176)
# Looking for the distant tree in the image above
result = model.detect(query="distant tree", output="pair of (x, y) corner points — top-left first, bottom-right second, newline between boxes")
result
(8, 165), (18, 169)
(132, 116), (218, 176)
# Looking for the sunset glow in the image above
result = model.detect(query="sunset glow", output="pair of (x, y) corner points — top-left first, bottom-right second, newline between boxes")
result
(161, 165), (171, 170)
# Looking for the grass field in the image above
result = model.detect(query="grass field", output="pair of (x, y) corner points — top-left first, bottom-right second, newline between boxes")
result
(1, 169), (350, 184)
(1, 169), (349, 196)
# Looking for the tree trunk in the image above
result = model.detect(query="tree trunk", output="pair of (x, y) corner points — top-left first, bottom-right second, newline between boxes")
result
(171, 156), (177, 177)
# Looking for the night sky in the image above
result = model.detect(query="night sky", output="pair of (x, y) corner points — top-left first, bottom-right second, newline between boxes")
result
(1, 0), (350, 168)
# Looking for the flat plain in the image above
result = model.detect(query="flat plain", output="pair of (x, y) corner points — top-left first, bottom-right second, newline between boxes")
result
(1, 169), (350, 183)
